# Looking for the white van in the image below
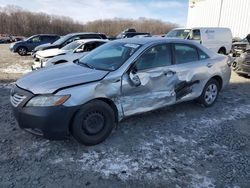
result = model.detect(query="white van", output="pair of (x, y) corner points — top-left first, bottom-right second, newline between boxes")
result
(166, 27), (232, 54)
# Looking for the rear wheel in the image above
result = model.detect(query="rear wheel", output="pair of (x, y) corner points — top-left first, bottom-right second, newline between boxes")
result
(232, 61), (238, 70)
(197, 79), (219, 107)
(218, 48), (226, 55)
(17, 47), (28, 56)
(71, 100), (115, 145)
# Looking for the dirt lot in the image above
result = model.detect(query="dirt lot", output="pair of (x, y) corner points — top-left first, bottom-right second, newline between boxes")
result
(0, 44), (250, 188)
(0, 44), (33, 82)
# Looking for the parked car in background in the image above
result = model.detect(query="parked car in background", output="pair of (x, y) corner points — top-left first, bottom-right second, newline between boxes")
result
(231, 34), (250, 57)
(33, 32), (108, 53)
(116, 28), (150, 39)
(165, 28), (191, 39)
(11, 38), (231, 145)
(166, 27), (233, 54)
(232, 47), (250, 76)
(32, 39), (108, 70)
(9, 34), (60, 56)
(12, 36), (25, 42)
(0, 36), (12, 44)
(117, 32), (151, 39)
(132, 34), (151, 38)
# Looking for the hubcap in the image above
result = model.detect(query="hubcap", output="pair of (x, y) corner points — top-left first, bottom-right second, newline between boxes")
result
(232, 62), (237, 68)
(19, 48), (26, 55)
(82, 112), (105, 135)
(205, 83), (218, 105)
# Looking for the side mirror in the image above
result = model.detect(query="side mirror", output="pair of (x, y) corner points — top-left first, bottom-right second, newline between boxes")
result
(75, 48), (84, 53)
(129, 72), (141, 87)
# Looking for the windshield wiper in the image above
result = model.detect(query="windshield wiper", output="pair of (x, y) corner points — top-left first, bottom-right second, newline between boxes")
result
(77, 60), (94, 69)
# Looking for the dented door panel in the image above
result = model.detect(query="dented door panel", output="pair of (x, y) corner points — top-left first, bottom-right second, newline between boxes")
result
(121, 66), (178, 116)
(171, 60), (213, 102)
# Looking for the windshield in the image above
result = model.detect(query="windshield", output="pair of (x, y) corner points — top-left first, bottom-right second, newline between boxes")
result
(78, 42), (141, 71)
(52, 34), (71, 45)
(165, 29), (191, 39)
(25, 35), (36, 41)
(241, 38), (248, 42)
(61, 41), (81, 51)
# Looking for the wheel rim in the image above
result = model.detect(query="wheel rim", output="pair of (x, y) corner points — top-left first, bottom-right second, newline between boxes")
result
(19, 48), (26, 55)
(82, 112), (105, 135)
(232, 62), (237, 68)
(204, 83), (218, 105)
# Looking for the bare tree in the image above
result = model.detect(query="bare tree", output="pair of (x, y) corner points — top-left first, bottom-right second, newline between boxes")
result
(0, 5), (178, 37)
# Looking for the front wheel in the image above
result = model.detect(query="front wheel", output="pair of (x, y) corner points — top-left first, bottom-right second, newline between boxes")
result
(17, 47), (28, 56)
(197, 79), (219, 107)
(71, 100), (115, 146)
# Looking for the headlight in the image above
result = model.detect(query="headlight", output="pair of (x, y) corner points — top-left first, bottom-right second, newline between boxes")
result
(26, 95), (70, 107)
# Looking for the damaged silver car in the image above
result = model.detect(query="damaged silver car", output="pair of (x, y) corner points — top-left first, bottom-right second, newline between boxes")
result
(11, 38), (231, 145)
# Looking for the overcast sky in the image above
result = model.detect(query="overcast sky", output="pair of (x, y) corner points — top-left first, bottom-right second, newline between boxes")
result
(0, 0), (188, 26)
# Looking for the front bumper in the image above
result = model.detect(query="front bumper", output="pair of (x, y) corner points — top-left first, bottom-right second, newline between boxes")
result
(31, 61), (42, 70)
(11, 85), (78, 139)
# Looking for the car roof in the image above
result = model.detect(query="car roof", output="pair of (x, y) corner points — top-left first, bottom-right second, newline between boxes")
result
(66, 32), (104, 36)
(74, 39), (108, 43)
(113, 37), (218, 58)
(114, 37), (195, 45)
(34, 34), (59, 36)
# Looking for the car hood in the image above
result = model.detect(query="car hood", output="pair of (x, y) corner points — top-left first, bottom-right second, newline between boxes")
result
(16, 63), (109, 94)
(233, 42), (248, 45)
(36, 48), (68, 58)
(35, 43), (58, 51)
(13, 40), (24, 46)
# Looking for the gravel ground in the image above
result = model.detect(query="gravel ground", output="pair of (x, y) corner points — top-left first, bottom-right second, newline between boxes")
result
(0, 44), (32, 82)
(0, 44), (250, 187)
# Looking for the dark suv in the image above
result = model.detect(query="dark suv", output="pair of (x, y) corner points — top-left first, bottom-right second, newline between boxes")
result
(33, 32), (107, 53)
(9, 34), (60, 56)
(116, 30), (150, 39)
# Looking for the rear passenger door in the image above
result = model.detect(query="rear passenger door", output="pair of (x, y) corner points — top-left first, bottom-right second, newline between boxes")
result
(171, 43), (211, 100)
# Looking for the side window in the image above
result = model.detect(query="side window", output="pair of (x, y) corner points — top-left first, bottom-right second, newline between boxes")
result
(192, 29), (201, 40)
(95, 42), (105, 47)
(66, 37), (80, 45)
(31, 36), (41, 42)
(41, 36), (53, 42)
(83, 42), (98, 52)
(80, 35), (101, 39)
(136, 44), (172, 71)
(174, 44), (199, 64)
(198, 49), (209, 60)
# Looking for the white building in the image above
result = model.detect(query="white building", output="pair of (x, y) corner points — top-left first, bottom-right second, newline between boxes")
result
(187, 0), (250, 38)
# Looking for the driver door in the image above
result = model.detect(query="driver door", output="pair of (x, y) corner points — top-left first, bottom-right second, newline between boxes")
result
(121, 43), (178, 116)
(29, 36), (41, 50)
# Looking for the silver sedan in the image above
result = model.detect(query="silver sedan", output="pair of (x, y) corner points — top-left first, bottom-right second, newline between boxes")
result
(11, 38), (231, 145)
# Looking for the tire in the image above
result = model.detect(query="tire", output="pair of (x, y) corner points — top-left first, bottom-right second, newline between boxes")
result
(71, 100), (115, 146)
(197, 79), (219, 107)
(232, 61), (238, 71)
(218, 48), (226, 55)
(17, 47), (28, 56)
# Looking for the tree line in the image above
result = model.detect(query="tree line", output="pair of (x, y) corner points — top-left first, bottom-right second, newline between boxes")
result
(0, 5), (178, 37)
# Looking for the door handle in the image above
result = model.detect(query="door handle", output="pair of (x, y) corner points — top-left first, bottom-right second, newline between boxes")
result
(164, 70), (176, 76)
(207, 63), (213, 68)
